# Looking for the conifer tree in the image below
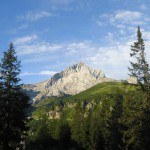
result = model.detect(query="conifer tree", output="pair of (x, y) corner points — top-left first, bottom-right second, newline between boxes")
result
(0, 43), (30, 149)
(123, 27), (150, 149)
(128, 26), (150, 92)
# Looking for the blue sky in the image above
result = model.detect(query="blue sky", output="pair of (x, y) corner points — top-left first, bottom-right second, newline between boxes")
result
(0, 0), (150, 83)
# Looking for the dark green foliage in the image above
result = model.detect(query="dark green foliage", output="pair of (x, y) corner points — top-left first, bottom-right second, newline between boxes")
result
(140, 95), (150, 150)
(107, 94), (123, 150)
(129, 26), (150, 92)
(125, 26), (150, 150)
(0, 43), (30, 149)
(58, 122), (72, 149)
(120, 91), (147, 150)
(87, 104), (105, 150)
(26, 113), (57, 150)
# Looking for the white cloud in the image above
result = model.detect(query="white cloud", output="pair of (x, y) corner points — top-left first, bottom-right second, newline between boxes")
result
(143, 30), (150, 40)
(66, 42), (91, 53)
(13, 34), (63, 55)
(39, 71), (57, 75)
(21, 70), (57, 76)
(19, 11), (52, 21)
(113, 10), (142, 23)
(116, 24), (125, 29)
(14, 36), (93, 56)
(16, 42), (62, 55)
(98, 10), (150, 28)
(14, 34), (37, 45)
(85, 43), (131, 79)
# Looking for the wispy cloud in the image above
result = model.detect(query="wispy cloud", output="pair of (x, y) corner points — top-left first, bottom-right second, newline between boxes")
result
(16, 42), (63, 55)
(14, 34), (63, 56)
(98, 10), (150, 27)
(21, 70), (57, 76)
(13, 34), (37, 45)
(14, 35), (92, 56)
(113, 10), (142, 22)
(19, 11), (53, 21)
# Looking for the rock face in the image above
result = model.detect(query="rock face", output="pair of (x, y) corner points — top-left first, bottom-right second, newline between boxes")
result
(127, 76), (137, 84)
(23, 62), (116, 102)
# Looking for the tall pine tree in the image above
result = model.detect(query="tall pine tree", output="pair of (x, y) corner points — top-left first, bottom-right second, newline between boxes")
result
(121, 26), (150, 149)
(0, 43), (30, 150)
(128, 26), (150, 92)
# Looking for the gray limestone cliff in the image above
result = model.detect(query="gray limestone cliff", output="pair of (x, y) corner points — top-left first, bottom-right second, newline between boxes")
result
(23, 62), (116, 102)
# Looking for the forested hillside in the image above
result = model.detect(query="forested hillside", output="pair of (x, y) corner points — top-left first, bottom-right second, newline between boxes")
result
(26, 82), (149, 150)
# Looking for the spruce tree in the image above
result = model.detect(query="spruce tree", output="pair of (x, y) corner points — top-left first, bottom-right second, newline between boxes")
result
(128, 26), (150, 92)
(0, 43), (30, 149)
(123, 27), (150, 149)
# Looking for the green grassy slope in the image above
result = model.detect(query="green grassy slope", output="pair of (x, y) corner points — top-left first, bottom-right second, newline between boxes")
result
(34, 82), (134, 109)
(30, 81), (136, 121)
(63, 82), (134, 102)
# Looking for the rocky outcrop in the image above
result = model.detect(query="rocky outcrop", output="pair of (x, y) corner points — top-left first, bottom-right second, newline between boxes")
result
(127, 76), (137, 84)
(23, 62), (116, 102)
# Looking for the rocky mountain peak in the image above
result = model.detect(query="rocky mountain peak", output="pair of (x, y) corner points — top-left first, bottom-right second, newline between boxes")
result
(69, 61), (85, 69)
(23, 62), (115, 102)
(64, 62), (89, 74)
(45, 62), (105, 87)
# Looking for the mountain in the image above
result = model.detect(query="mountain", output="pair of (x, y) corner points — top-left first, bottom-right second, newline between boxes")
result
(23, 62), (116, 103)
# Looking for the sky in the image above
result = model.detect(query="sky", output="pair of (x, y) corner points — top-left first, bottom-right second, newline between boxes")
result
(0, 0), (150, 84)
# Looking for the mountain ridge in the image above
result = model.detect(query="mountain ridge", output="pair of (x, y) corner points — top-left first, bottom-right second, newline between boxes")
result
(23, 62), (117, 102)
